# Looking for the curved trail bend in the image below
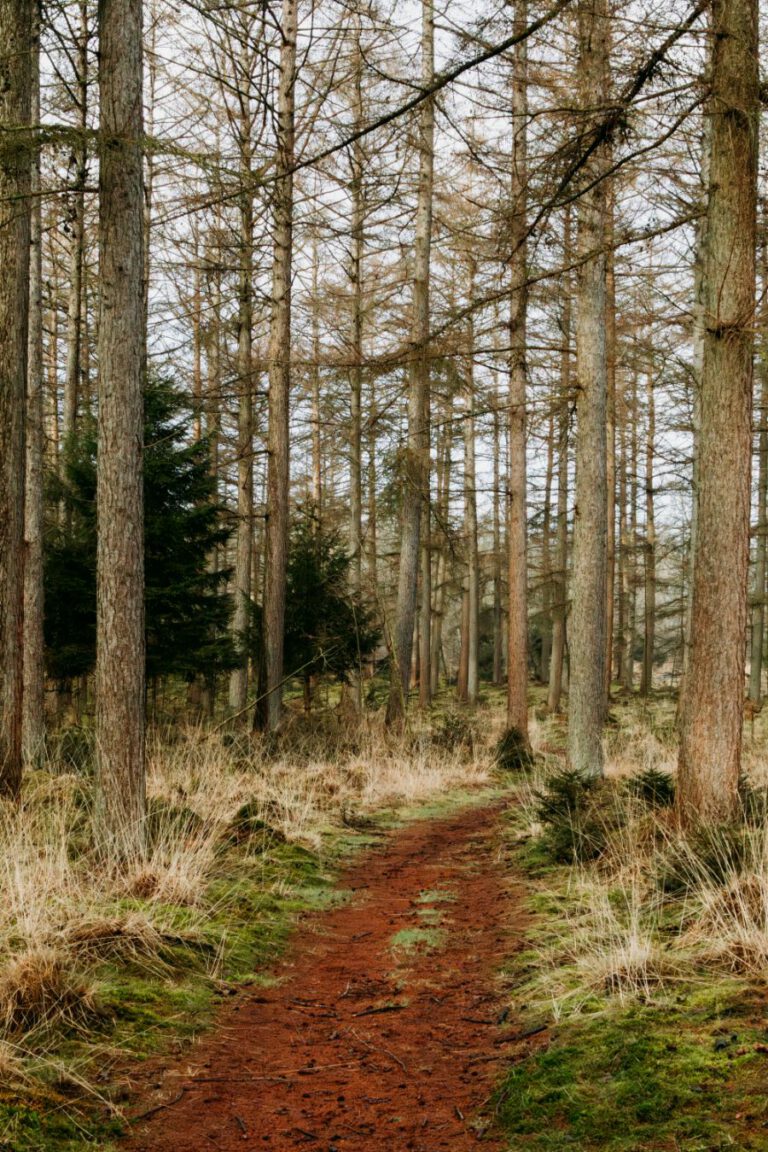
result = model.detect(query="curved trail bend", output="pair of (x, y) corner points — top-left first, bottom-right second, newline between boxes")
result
(126, 800), (532, 1151)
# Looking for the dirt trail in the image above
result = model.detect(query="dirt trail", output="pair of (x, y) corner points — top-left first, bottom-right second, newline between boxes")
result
(125, 800), (533, 1151)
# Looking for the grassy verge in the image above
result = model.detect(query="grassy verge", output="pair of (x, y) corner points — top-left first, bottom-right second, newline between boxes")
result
(0, 706), (499, 1152)
(497, 695), (768, 1152)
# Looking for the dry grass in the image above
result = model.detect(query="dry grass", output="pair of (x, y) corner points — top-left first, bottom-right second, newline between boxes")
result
(519, 695), (768, 1019)
(0, 710), (492, 1077)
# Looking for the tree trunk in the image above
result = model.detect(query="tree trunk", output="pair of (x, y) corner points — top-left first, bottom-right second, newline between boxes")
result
(749, 231), (768, 704)
(386, 0), (434, 729)
(506, 0), (530, 742)
(23, 1), (45, 769)
(256, 0), (296, 734)
(548, 204), (572, 715)
(641, 331), (656, 698)
(63, 0), (89, 445)
(229, 148), (255, 714)
(604, 186), (617, 701)
(0, 0), (32, 799)
(458, 338), (479, 705)
(492, 388), (504, 686)
(678, 0), (758, 822)
(95, 0), (146, 853)
(567, 0), (610, 778)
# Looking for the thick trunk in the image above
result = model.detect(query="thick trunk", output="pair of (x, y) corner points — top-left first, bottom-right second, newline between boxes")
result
(678, 0), (758, 822)
(0, 0), (32, 798)
(95, 0), (146, 852)
(567, 0), (609, 778)
(386, 0), (434, 729)
(257, 0), (296, 734)
(23, 3), (45, 769)
(506, 0), (530, 740)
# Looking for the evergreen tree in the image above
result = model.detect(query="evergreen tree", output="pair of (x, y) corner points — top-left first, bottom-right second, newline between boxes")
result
(253, 512), (378, 711)
(45, 379), (235, 686)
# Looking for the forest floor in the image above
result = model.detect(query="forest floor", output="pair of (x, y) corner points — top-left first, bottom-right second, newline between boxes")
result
(122, 797), (538, 1151)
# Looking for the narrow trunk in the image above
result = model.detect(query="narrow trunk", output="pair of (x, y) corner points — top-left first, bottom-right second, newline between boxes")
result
(492, 389), (504, 686)
(385, 0), (434, 728)
(678, 0), (758, 822)
(95, 0), (146, 852)
(0, 0), (32, 798)
(63, 0), (89, 444)
(641, 339), (656, 698)
(506, 0), (530, 741)
(458, 344), (479, 705)
(749, 235), (768, 703)
(604, 186), (617, 700)
(257, 0), (296, 733)
(228, 156), (255, 714)
(548, 205), (572, 715)
(23, 2), (45, 768)
(567, 0), (610, 777)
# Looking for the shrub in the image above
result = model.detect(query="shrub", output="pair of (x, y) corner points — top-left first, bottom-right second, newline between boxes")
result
(658, 823), (753, 896)
(534, 769), (622, 864)
(432, 708), (477, 752)
(626, 767), (676, 808)
(495, 726), (534, 773)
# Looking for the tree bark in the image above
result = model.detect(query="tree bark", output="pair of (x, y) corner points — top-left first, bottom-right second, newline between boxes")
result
(0, 0), (32, 798)
(548, 205), (572, 715)
(257, 0), (296, 733)
(63, 0), (89, 445)
(229, 147), (255, 714)
(567, 0), (610, 778)
(386, 0), (434, 729)
(95, 0), (146, 852)
(506, 0), (530, 742)
(749, 230), (768, 704)
(641, 329), (656, 698)
(23, 1), (45, 769)
(678, 0), (758, 822)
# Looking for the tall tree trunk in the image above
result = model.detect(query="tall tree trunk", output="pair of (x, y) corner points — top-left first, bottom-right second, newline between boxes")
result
(63, 0), (89, 445)
(0, 0), (32, 798)
(567, 0), (610, 778)
(228, 157), (255, 714)
(311, 233), (322, 515)
(257, 0), (296, 734)
(749, 232), (768, 704)
(349, 30), (365, 709)
(95, 0), (146, 852)
(641, 334), (656, 698)
(548, 205), (572, 715)
(506, 0), (530, 742)
(623, 362), (638, 690)
(23, 1), (45, 769)
(604, 186), (617, 700)
(430, 388), (452, 696)
(540, 408), (554, 683)
(678, 0), (758, 822)
(492, 388), (504, 686)
(386, 0), (434, 729)
(458, 335), (479, 705)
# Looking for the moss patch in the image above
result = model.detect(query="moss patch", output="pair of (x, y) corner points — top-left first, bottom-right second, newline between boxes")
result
(497, 988), (768, 1150)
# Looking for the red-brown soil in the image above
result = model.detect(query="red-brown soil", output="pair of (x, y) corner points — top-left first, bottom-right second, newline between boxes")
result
(124, 800), (533, 1151)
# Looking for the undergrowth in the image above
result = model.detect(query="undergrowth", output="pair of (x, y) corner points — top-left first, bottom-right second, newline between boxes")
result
(499, 693), (768, 1150)
(0, 707), (494, 1151)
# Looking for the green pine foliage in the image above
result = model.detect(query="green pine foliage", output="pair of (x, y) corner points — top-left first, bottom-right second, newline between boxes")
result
(44, 379), (236, 684)
(257, 512), (379, 693)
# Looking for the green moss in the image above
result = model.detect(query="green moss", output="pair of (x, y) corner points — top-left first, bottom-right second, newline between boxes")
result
(390, 926), (445, 954)
(497, 991), (768, 1150)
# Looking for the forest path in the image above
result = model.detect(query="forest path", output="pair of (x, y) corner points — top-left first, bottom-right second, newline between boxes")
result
(125, 799), (532, 1152)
